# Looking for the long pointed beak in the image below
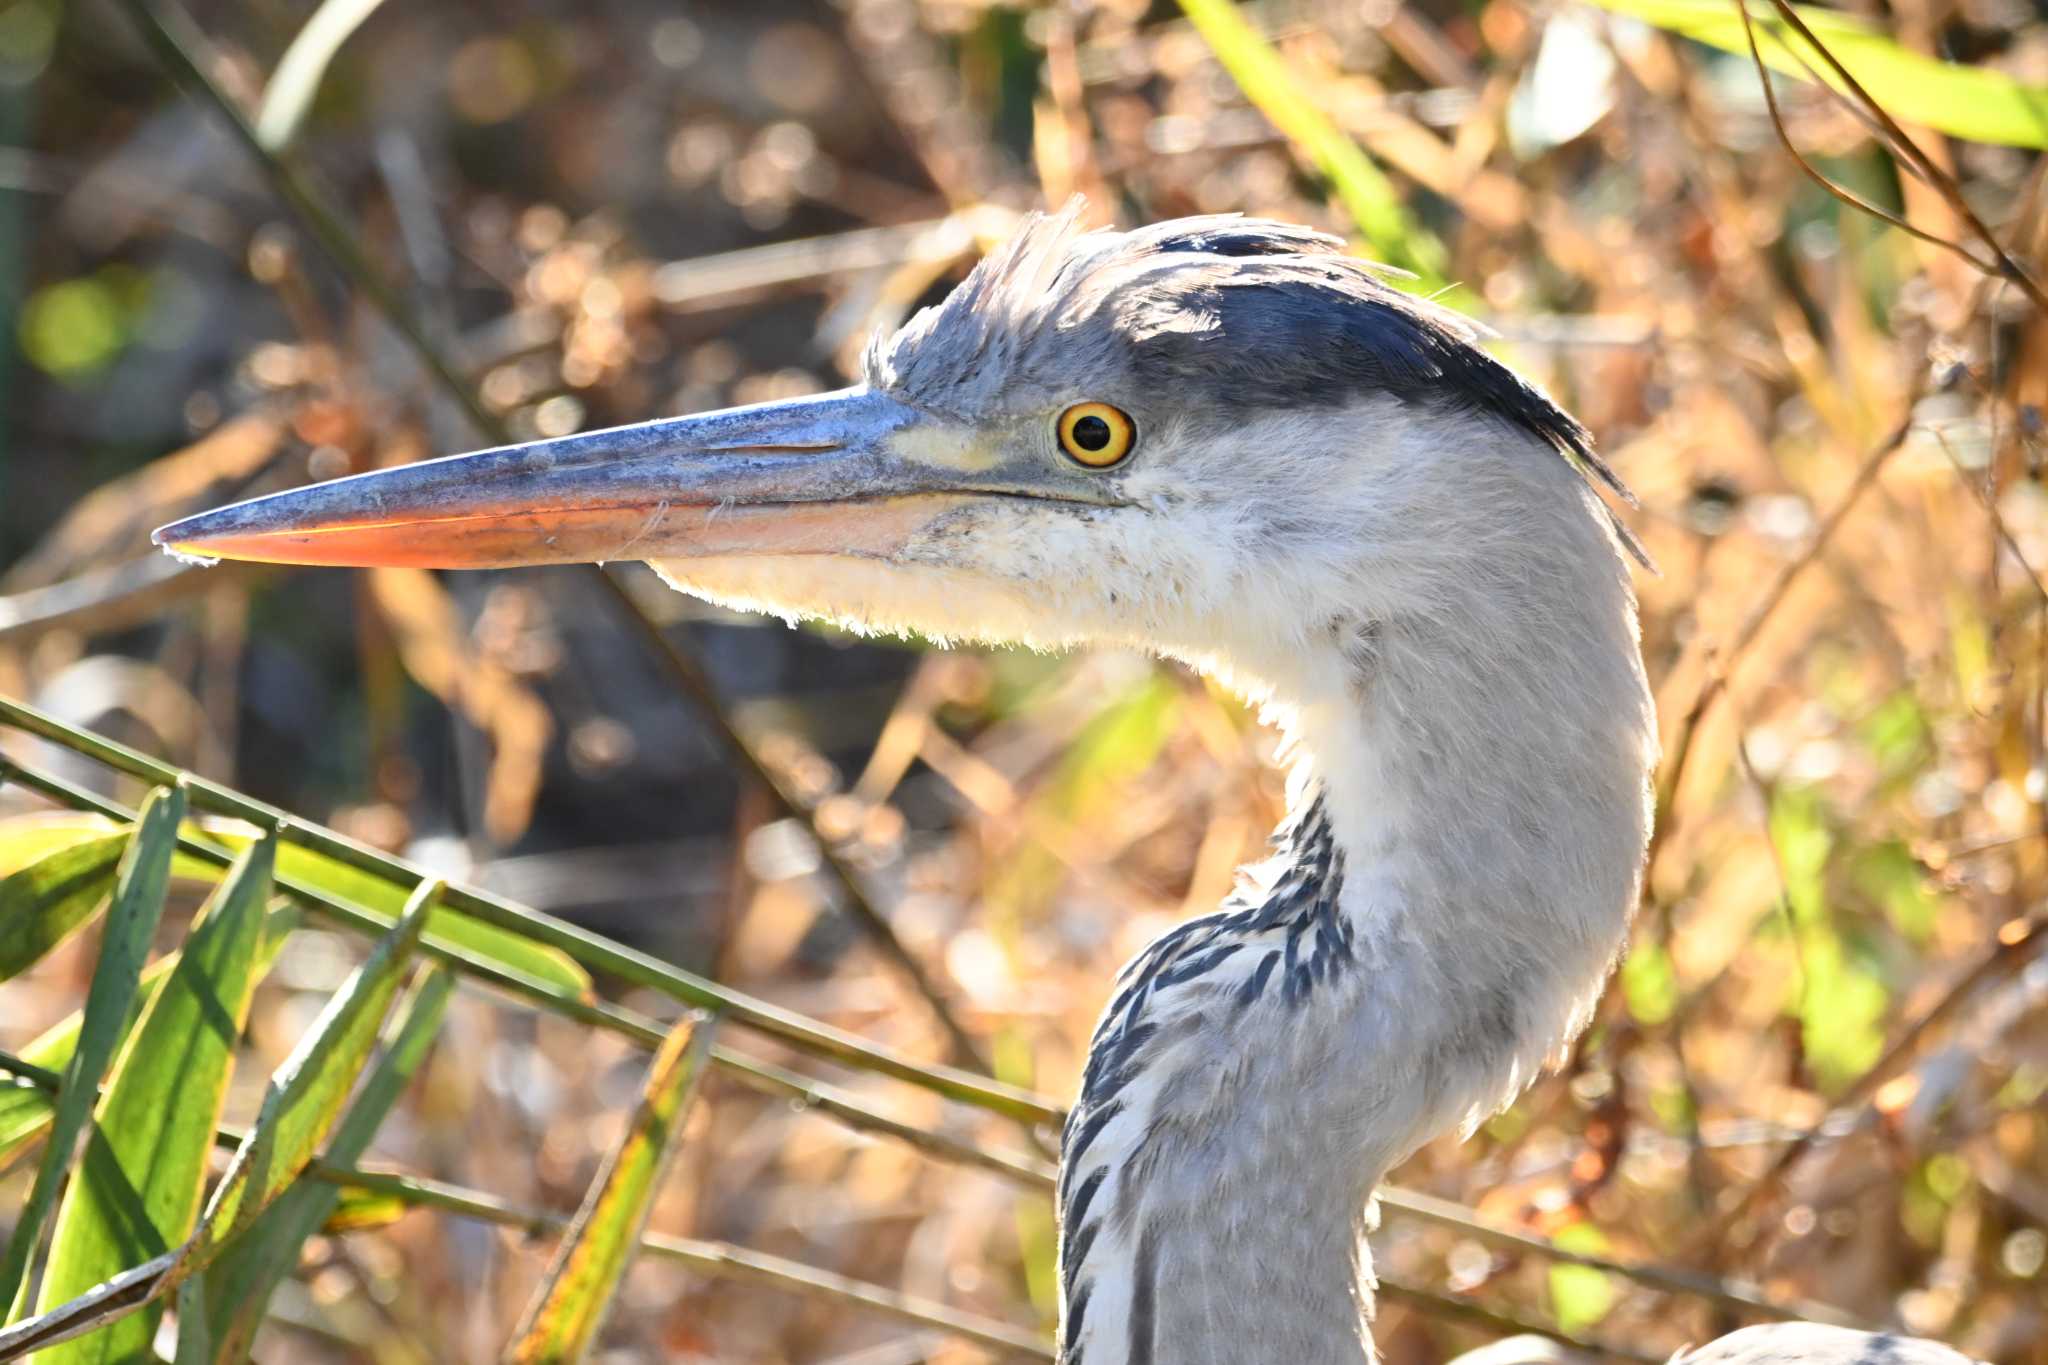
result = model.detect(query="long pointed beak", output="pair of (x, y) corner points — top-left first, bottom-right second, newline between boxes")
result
(153, 387), (1036, 570)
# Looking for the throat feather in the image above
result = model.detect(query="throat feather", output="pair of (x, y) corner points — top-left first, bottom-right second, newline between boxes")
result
(1056, 797), (1350, 1363)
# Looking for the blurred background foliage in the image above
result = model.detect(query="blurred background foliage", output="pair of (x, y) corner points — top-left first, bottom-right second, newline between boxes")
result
(2, 0), (2047, 1358)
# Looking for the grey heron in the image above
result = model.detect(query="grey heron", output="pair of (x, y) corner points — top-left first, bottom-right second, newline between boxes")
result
(155, 206), (1978, 1365)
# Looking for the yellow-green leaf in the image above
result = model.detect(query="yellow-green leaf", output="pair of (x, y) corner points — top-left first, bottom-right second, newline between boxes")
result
(36, 835), (276, 1363)
(507, 1012), (716, 1364)
(0, 786), (184, 1324)
(0, 833), (130, 982)
(0, 814), (126, 876)
(1580, 0), (2048, 149)
(1175, 0), (1448, 286)
(185, 880), (435, 1261)
(317, 1188), (411, 1234)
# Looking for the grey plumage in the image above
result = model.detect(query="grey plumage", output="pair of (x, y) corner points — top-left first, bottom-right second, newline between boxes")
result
(1060, 799), (1349, 1362)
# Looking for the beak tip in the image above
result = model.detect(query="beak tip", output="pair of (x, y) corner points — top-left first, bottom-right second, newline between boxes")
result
(153, 515), (230, 565)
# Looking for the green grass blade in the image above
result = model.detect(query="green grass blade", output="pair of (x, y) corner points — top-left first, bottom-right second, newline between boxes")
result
(202, 963), (454, 1362)
(171, 1274), (210, 1365)
(34, 835), (276, 1363)
(186, 879), (435, 1258)
(1175, 0), (1448, 285)
(1580, 0), (2048, 148)
(0, 810), (593, 1002)
(259, 837), (591, 1002)
(506, 1012), (717, 1364)
(189, 828), (594, 1002)
(0, 832), (130, 983)
(0, 962), (173, 1171)
(0, 785), (184, 1325)
(0, 906), (301, 1169)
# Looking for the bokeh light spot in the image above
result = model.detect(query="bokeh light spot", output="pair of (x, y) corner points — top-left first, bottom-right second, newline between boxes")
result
(449, 36), (538, 124)
(20, 276), (124, 378)
(0, 0), (58, 86)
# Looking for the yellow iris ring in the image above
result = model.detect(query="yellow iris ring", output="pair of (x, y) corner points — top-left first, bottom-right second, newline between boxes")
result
(1057, 403), (1136, 468)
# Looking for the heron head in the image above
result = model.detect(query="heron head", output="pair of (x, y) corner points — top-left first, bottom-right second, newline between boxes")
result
(155, 205), (1627, 687)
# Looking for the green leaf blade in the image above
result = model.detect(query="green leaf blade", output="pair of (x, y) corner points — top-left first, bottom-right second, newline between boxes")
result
(35, 835), (276, 1364)
(506, 1012), (717, 1364)
(0, 906), (300, 1170)
(1174, 0), (1448, 285)
(247, 835), (591, 1001)
(202, 963), (454, 1361)
(0, 785), (186, 1325)
(0, 832), (131, 983)
(0, 814), (593, 1002)
(189, 879), (436, 1257)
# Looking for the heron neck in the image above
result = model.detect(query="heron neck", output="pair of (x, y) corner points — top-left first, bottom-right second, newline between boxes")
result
(1055, 505), (1655, 1365)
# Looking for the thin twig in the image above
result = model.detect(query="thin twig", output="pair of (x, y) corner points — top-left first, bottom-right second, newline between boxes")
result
(648, 214), (1004, 309)
(0, 556), (249, 645)
(1376, 1277), (1660, 1365)
(1762, 0), (2044, 310)
(711, 1051), (1058, 1188)
(1694, 907), (2048, 1257)
(0, 1249), (181, 1361)
(299, 1164), (1056, 1360)
(109, 0), (989, 1073)
(1734, 2), (1999, 275)
(111, 0), (492, 434)
(1738, 0), (2047, 312)
(1375, 1187), (1869, 1330)
(1933, 427), (2048, 604)
(1643, 398), (1924, 888)
(592, 567), (992, 1073)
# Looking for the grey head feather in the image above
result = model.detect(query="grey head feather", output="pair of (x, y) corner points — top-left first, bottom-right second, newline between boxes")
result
(865, 201), (1647, 563)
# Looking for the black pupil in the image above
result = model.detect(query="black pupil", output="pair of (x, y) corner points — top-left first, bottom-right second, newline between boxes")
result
(1072, 415), (1113, 452)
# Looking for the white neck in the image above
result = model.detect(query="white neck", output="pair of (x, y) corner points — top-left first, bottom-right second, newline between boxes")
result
(1055, 436), (1657, 1365)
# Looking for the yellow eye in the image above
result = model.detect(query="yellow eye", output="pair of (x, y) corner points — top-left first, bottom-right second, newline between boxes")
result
(1056, 403), (1136, 468)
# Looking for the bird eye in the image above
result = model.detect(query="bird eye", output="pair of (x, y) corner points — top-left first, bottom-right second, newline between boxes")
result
(1056, 403), (1136, 468)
